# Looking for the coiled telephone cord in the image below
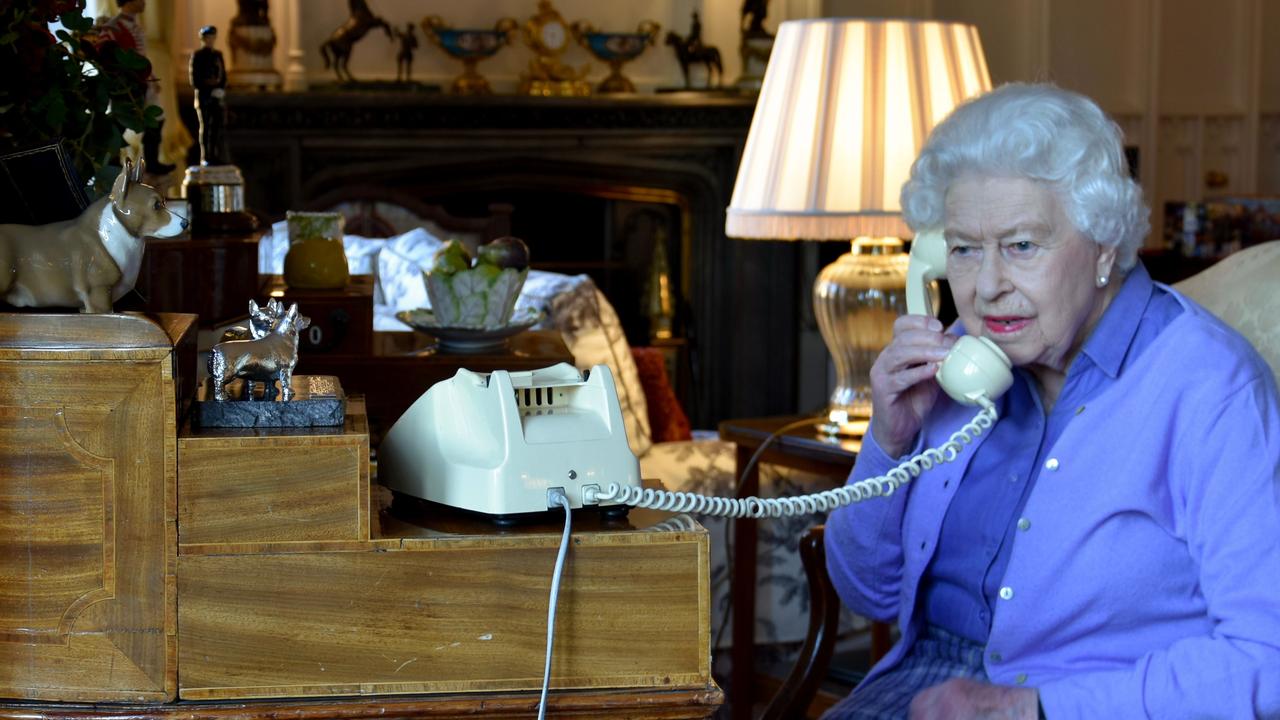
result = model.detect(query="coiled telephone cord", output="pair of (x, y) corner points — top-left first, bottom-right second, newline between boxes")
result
(593, 399), (998, 518)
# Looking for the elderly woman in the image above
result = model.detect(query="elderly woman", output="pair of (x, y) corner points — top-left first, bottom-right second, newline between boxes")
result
(824, 83), (1280, 719)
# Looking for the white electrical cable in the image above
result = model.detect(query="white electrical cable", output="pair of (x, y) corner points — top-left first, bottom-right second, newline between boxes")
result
(538, 490), (573, 720)
(592, 400), (998, 518)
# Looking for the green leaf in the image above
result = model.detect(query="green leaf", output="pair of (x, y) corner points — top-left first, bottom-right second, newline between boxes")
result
(44, 91), (67, 127)
(92, 163), (119, 194)
(61, 10), (93, 33)
(0, 32), (19, 45)
(115, 47), (148, 71)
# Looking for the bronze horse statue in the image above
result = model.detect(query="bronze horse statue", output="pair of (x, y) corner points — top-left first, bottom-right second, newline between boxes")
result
(665, 31), (722, 89)
(320, 0), (392, 83)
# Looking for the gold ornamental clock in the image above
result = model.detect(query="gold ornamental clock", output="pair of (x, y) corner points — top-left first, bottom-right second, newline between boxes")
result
(519, 0), (591, 96)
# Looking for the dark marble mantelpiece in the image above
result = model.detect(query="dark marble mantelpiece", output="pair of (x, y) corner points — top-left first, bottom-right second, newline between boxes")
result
(226, 90), (759, 134)
(216, 90), (801, 427)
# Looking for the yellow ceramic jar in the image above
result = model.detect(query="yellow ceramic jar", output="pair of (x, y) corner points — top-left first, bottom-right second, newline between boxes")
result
(283, 211), (349, 289)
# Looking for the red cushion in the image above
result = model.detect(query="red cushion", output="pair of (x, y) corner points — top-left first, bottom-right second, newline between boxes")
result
(631, 347), (693, 443)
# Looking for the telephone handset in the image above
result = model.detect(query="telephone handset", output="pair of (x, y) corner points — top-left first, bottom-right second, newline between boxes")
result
(593, 234), (1015, 518)
(907, 229), (1014, 406)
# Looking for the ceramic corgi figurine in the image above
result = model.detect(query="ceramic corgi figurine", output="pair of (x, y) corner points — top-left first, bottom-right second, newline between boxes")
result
(0, 158), (187, 313)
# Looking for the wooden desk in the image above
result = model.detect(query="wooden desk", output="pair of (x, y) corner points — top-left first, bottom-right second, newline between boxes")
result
(0, 687), (724, 719)
(294, 329), (573, 445)
(167, 489), (719, 712)
(717, 416), (886, 720)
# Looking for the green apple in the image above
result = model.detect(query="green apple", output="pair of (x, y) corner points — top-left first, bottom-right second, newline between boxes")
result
(476, 236), (530, 270)
(431, 239), (472, 275)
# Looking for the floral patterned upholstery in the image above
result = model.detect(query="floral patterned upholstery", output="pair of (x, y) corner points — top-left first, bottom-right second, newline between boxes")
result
(640, 439), (859, 648)
(1173, 240), (1280, 380)
(538, 278), (652, 457)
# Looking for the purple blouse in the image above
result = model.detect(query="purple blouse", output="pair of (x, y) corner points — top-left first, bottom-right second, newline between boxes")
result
(826, 264), (1280, 718)
(922, 264), (1184, 643)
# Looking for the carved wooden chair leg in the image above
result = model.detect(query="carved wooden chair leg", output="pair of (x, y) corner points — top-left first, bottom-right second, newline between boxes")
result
(761, 525), (840, 720)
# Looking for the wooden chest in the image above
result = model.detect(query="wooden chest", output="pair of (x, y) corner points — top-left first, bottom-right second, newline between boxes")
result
(0, 313), (196, 702)
(177, 405), (372, 547)
(260, 274), (373, 356)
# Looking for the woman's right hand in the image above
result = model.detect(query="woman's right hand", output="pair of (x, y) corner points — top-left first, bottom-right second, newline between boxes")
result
(868, 315), (956, 458)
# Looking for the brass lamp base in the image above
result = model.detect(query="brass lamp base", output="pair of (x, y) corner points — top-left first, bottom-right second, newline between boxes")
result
(812, 237), (909, 437)
(817, 410), (869, 438)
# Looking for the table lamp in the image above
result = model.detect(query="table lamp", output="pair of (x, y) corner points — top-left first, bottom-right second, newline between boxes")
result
(725, 18), (991, 436)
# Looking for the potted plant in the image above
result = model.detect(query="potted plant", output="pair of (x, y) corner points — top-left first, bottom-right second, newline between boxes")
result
(0, 0), (160, 194)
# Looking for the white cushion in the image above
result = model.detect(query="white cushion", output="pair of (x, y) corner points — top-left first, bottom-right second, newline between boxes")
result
(383, 227), (446, 269)
(1174, 240), (1280, 383)
(259, 220), (290, 275)
(376, 245), (431, 315)
(542, 279), (652, 457)
(343, 235), (384, 276)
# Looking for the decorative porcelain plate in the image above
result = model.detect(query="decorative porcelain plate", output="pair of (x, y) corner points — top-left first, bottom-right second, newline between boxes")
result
(396, 306), (542, 353)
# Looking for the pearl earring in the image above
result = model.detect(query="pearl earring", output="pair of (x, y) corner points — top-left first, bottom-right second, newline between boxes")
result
(1097, 275), (1109, 288)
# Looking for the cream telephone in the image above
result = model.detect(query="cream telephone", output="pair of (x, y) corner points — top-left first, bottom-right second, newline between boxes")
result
(906, 229), (1014, 407)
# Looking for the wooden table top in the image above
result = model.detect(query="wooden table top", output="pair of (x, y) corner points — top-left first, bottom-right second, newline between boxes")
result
(0, 686), (725, 719)
(376, 482), (698, 541)
(718, 414), (860, 467)
(368, 328), (572, 363)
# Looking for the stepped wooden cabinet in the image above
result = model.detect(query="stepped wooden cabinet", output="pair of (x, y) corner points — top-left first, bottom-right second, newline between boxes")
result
(0, 313), (196, 701)
(0, 313), (718, 714)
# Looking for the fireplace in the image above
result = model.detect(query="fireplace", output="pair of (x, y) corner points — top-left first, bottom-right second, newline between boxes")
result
(219, 90), (804, 427)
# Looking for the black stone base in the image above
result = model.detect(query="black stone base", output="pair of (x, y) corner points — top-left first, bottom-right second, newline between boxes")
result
(195, 375), (346, 428)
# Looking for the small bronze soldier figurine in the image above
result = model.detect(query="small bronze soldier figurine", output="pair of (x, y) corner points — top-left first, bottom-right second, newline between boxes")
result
(190, 26), (229, 166)
(394, 22), (418, 83)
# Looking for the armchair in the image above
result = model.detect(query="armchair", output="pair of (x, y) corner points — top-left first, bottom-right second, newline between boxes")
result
(763, 240), (1280, 718)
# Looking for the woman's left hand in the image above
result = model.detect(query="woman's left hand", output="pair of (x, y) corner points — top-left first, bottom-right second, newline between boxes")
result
(909, 678), (1039, 720)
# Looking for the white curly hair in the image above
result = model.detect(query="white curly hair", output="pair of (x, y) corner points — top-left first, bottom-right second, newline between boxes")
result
(900, 83), (1149, 272)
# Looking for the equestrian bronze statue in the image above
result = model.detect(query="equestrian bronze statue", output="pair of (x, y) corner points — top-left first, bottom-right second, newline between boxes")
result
(320, 0), (392, 83)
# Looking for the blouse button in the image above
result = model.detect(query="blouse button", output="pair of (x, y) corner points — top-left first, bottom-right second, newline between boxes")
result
(1017, 517), (1031, 531)
(999, 586), (1014, 600)
(1015, 673), (1028, 684)
(989, 651), (1002, 663)
(1044, 458), (1060, 471)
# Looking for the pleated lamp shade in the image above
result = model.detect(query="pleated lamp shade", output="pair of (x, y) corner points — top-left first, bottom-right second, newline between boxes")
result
(725, 18), (991, 241)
